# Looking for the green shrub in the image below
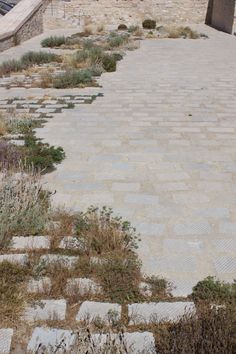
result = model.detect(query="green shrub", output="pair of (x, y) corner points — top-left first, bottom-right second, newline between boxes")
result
(118, 24), (128, 31)
(128, 25), (139, 33)
(112, 53), (123, 61)
(41, 36), (66, 48)
(97, 254), (141, 303)
(142, 19), (156, 29)
(24, 134), (65, 171)
(53, 69), (93, 88)
(89, 64), (104, 77)
(192, 276), (236, 303)
(108, 33), (129, 48)
(21, 51), (60, 66)
(0, 59), (24, 76)
(102, 54), (117, 72)
(82, 39), (94, 50)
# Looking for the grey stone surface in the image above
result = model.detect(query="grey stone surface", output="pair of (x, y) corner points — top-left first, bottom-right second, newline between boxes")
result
(66, 278), (102, 296)
(11, 236), (50, 250)
(0, 329), (13, 354)
(27, 277), (52, 293)
(23, 299), (67, 322)
(27, 327), (155, 353)
(0, 253), (28, 265)
(128, 302), (196, 325)
(76, 301), (121, 324)
(39, 254), (79, 268)
(59, 236), (87, 251)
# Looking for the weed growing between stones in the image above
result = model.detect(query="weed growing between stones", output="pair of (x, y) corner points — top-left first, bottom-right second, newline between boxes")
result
(0, 169), (51, 248)
(0, 51), (61, 77)
(41, 36), (66, 48)
(0, 261), (30, 326)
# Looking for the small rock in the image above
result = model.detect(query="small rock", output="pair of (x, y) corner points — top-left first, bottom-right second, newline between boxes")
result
(59, 236), (87, 251)
(38, 254), (79, 268)
(139, 282), (152, 297)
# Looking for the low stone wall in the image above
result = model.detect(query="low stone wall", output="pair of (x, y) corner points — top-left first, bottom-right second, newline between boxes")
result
(0, 0), (50, 52)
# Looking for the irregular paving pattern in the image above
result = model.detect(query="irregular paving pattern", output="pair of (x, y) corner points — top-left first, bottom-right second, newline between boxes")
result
(38, 27), (236, 294)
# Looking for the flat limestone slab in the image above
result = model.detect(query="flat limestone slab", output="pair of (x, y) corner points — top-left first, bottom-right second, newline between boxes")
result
(128, 301), (196, 325)
(11, 236), (50, 250)
(76, 301), (121, 324)
(27, 327), (155, 353)
(0, 253), (28, 265)
(59, 236), (87, 251)
(39, 254), (79, 268)
(66, 278), (102, 296)
(23, 299), (67, 322)
(27, 277), (52, 293)
(0, 329), (13, 354)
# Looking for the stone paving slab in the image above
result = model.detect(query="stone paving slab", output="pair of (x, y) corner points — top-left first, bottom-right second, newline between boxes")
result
(38, 254), (79, 268)
(128, 302), (196, 325)
(66, 278), (102, 296)
(0, 253), (28, 265)
(0, 329), (13, 354)
(23, 299), (67, 322)
(27, 327), (156, 353)
(27, 277), (52, 293)
(11, 236), (50, 250)
(76, 301), (121, 324)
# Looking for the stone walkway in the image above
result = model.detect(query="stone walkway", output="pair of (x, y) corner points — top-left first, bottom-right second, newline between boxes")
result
(35, 26), (236, 295)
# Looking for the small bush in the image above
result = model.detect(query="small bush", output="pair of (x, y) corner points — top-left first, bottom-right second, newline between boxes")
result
(0, 141), (23, 169)
(0, 170), (50, 247)
(128, 25), (139, 33)
(75, 206), (139, 254)
(0, 261), (29, 324)
(53, 69), (93, 88)
(102, 54), (117, 72)
(41, 36), (66, 48)
(108, 33), (129, 48)
(142, 19), (156, 29)
(0, 59), (23, 76)
(97, 254), (141, 302)
(145, 275), (172, 298)
(192, 276), (236, 303)
(118, 24), (128, 31)
(83, 39), (94, 50)
(154, 304), (236, 353)
(89, 64), (104, 77)
(167, 26), (200, 39)
(21, 51), (60, 66)
(24, 134), (65, 171)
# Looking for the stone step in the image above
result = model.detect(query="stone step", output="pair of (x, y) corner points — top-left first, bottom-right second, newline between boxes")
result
(27, 327), (156, 353)
(76, 301), (121, 325)
(66, 278), (102, 296)
(0, 253), (28, 265)
(11, 236), (50, 250)
(23, 299), (67, 322)
(38, 254), (79, 268)
(0, 329), (13, 354)
(128, 301), (196, 325)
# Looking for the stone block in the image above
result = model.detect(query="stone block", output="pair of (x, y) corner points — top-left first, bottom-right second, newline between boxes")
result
(0, 329), (13, 354)
(27, 277), (52, 293)
(23, 299), (67, 322)
(66, 278), (102, 296)
(59, 236), (87, 251)
(38, 254), (79, 268)
(76, 301), (121, 324)
(128, 302), (196, 325)
(11, 236), (50, 250)
(0, 253), (28, 265)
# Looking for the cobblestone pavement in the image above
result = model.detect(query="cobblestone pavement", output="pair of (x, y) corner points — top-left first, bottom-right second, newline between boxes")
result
(35, 26), (236, 294)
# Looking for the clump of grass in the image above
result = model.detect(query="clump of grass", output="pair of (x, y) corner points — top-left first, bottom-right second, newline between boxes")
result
(0, 141), (23, 169)
(0, 261), (30, 325)
(107, 33), (129, 48)
(145, 275), (172, 298)
(192, 276), (236, 303)
(128, 25), (139, 33)
(102, 54), (117, 72)
(97, 254), (142, 303)
(75, 206), (139, 254)
(142, 19), (156, 29)
(41, 36), (66, 48)
(0, 51), (61, 76)
(167, 26), (200, 39)
(53, 69), (94, 88)
(0, 169), (51, 247)
(154, 304), (236, 353)
(24, 134), (65, 171)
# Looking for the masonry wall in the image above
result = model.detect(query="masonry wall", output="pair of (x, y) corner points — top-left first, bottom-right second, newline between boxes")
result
(0, 0), (49, 52)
